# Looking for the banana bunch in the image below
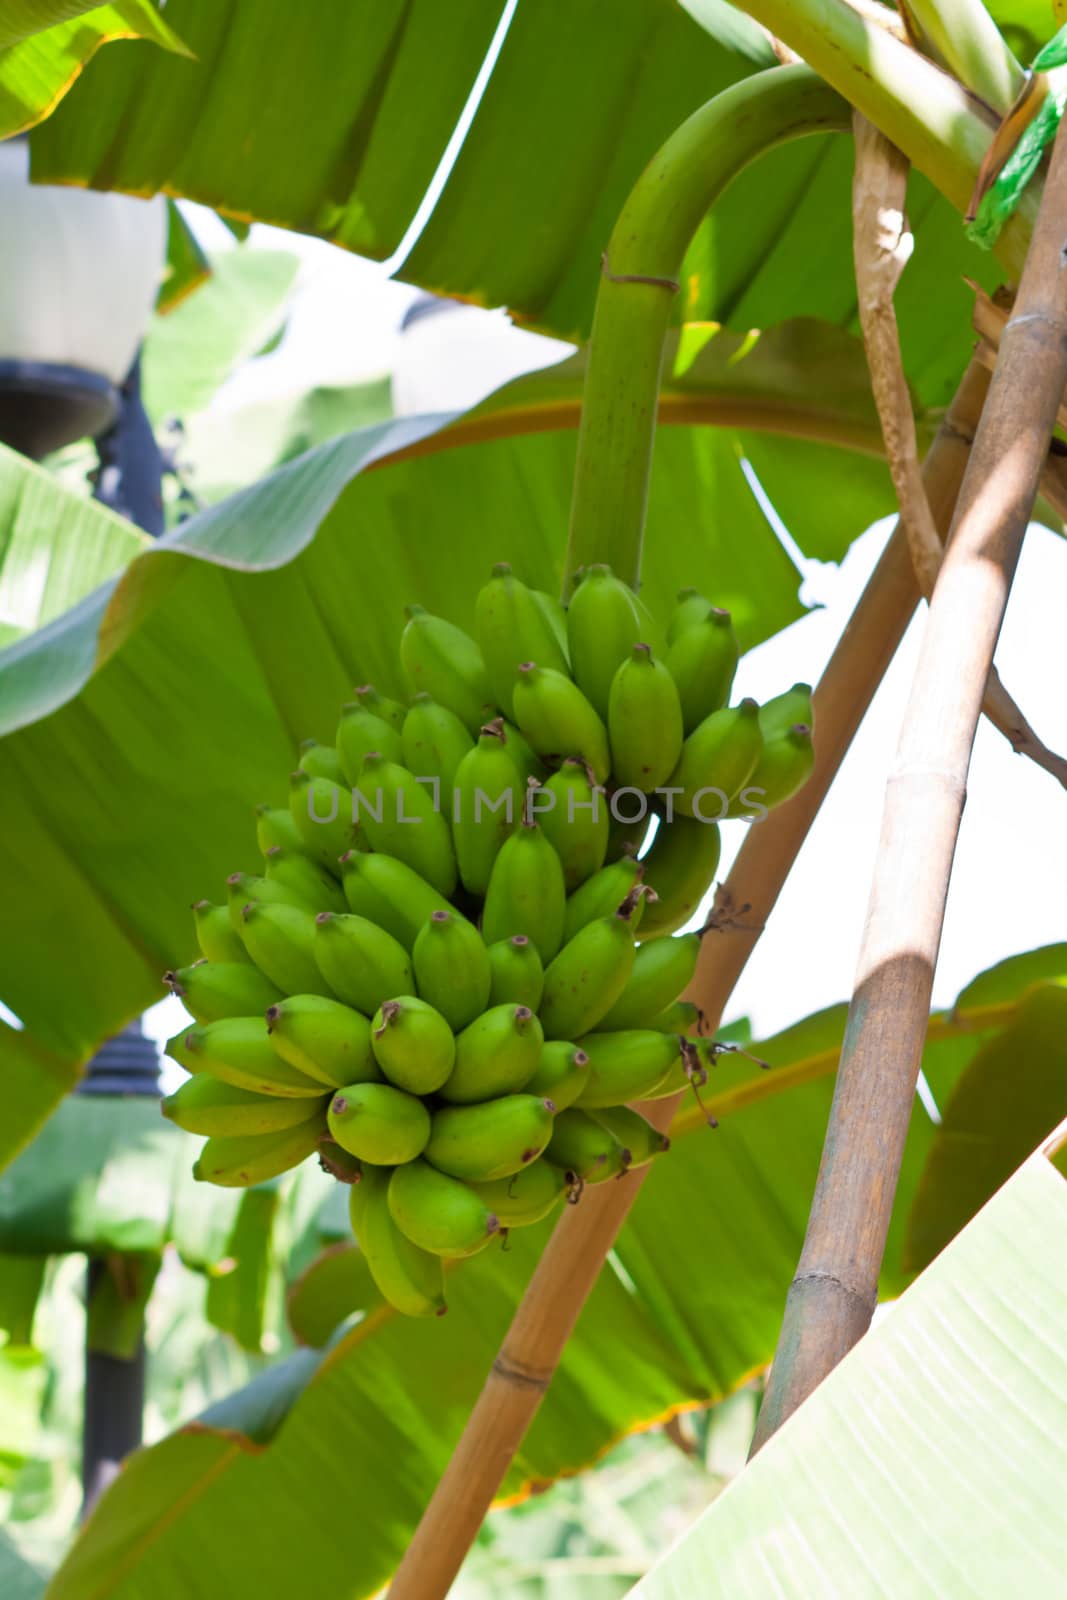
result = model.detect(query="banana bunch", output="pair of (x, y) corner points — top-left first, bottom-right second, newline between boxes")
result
(164, 562), (813, 1317)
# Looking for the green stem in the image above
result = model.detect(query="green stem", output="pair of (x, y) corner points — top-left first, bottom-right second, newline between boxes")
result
(903, 0), (1023, 111)
(563, 66), (849, 596)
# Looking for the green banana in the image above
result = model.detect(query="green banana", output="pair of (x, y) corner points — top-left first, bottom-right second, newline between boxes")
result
(352, 683), (406, 732)
(543, 1107), (630, 1183)
(496, 717), (545, 784)
(531, 585), (570, 662)
(589, 1105), (670, 1168)
(164, 961), (283, 1024)
(638, 814), (721, 939)
(727, 721), (814, 819)
(465, 1160), (567, 1226)
(648, 999), (701, 1034)
(388, 1160), (501, 1258)
(225, 869), (301, 930)
(451, 719), (525, 895)
(401, 694), (474, 795)
(298, 738), (347, 785)
(667, 699), (763, 819)
(538, 892), (639, 1040)
(193, 1112), (326, 1187)
(572, 1029), (686, 1107)
(512, 663), (610, 783)
(596, 932), (700, 1031)
(607, 644), (684, 791)
(523, 1041), (590, 1111)
(266, 994), (379, 1089)
(327, 1081), (431, 1165)
(317, 1140), (363, 1184)
(639, 1036), (709, 1100)
(255, 803), (305, 857)
(262, 846), (346, 913)
(474, 562), (570, 718)
(192, 900), (249, 965)
(339, 850), (452, 952)
(486, 936), (544, 1011)
(400, 605), (493, 733)
(666, 586), (716, 645)
(666, 607), (739, 732)
(411, 910), (492, 1030)
(313, 911), (413, 1015)
(566, 564), (664, 717)
(535, 761), (609, 891)
(370, 996), (455, 1095)
(438, 1003), (543, 1104)
(349, 1166), (446, 1318)
(757, 681), (814, 741)
(605, 808), (652, 863)
(289, 770), (364, 872)
(176, 1017), (327, 1097)
(353, 752), (457, 897)
(425, 1094), (557, 1182)
(164, 1028), (200, 1075)
(336, 702), (404, 783)
(481, 821), (566, 962)
(163, 1074), (326, 1137)
(562, 858), (643, 945)
(239, 901), (338, 998)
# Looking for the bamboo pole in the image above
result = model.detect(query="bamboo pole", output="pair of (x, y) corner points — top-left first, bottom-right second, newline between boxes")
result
(749, 116), (1067, 1456)
(384, 364), (987, 1600)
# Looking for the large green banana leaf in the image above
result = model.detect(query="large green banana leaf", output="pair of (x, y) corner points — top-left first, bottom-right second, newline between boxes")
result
(631, 1123), (1067, 1598)
(0, 315), (895, 1165)
(43, 947), (1067, 1600)
(0, 0), (185, 137)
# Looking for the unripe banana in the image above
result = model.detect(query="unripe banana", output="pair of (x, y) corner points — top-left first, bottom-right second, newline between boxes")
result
(266, 994), (379, 1089)
(163, 1074), (326, 1137)
(607, 644), (684, 791)
(666, 586), (716, 645)
(531, 585), (570, 662)
(727, 722), (814, 818)
(164, 1028), (200, 1075)
(411, 910), (492, 1031)
(177, 1017), (327, 1097)
(562, 858), (643, 945)
(400, 605), (493, 733)
(481, 821), (566, 963)
(425, 1095), (556, 1182)
(572, 1029), (685, 1107)
(566, 564), (664, 718)
(667, 699), (763, 819)
(544, 1107), (630, 1183)
(164, 961), (283, 1024)
(371, 997), (455, 1095)
(451, 719), (526, 894)
(388, 1160), (501, 1258)
(496, 717), (545, 783)
(465, 1159), (567, 1226)
(349, 1166), (446, 1318)
(438, 1003), (543, 1104)
(401, 694), (474, 795)
(474, 562), (570, 719)
(193, 900), (249, 965)
(486, 936), (544, 1010)
(638, 814), (721, 940)
(535, 761), (609, 891)
(639, 1036), (709, 1099)
(648, 998), (701, 1033)
(605, 808), (651, 863)
(289, 770), (364, 873)
(225, 869), (301, 931)
(255, 803), (305, 857)
(317, 1139), (363, 1184)
(523, 1041), (590, 1111)
(240, 901), (338, 998)
(757, 681), (814, 741)
(512, 663), (610, 783)
(263, 846), (346, 913)
(353, 752), (457, 897)
(538, 893), (640, 1040)
(313, 912), (413, 1016)
(339, 850), (452, 952)
(193, 1111), (326, 1187)
(596, 932), (700, 1031)
(298, 738), (347, 786)
(327, 1081), (431, 1165)
(336, 703), (404, 783)
(666, 607), (739, 731)
(589, 1105), (670, 1168)
(352, 683), (406, 732)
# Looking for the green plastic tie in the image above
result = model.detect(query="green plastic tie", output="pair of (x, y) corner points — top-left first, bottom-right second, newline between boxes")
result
(967, 24), (1067, 249)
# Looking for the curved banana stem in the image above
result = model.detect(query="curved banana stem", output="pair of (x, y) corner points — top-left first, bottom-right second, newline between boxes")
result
(562, 65), (849, 596)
